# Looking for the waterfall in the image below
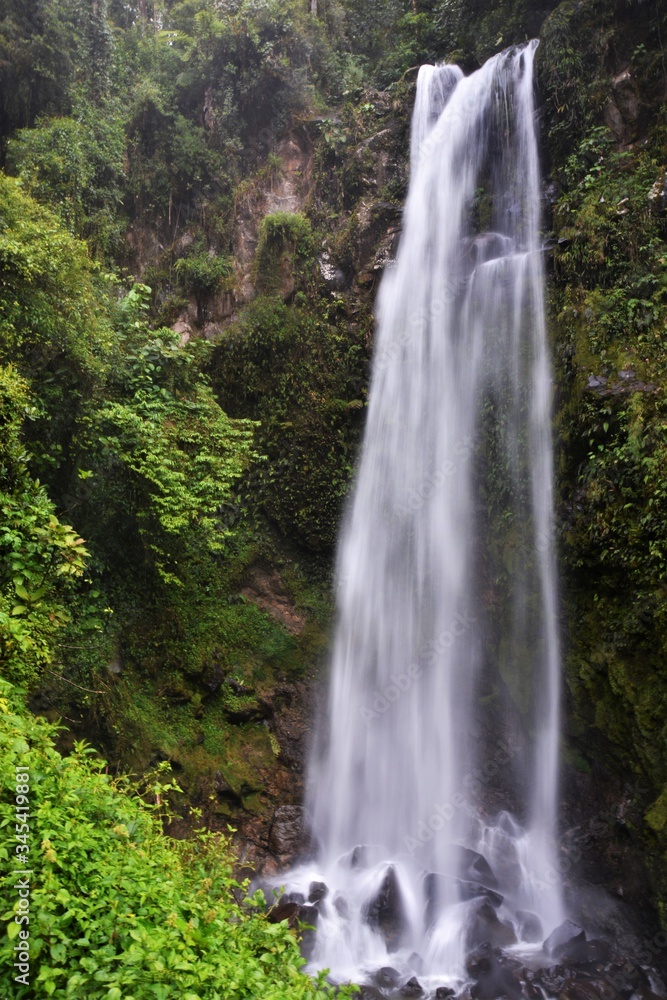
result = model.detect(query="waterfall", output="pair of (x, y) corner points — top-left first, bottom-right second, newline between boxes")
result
(280, 42), (565, 990)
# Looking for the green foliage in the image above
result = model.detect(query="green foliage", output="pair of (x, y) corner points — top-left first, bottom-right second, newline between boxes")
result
(254, 213), (316, 295)
(542, 0), (667, 909)
(0, 174), (108, 364)
(0, 172), (113, 482)
(6, 106), (127, 259)
(0, 366), (89, 686)
(77, 284), (258, 585)
(209, 296), (367, 550)
(0, 681), (357, 999)
(175, 246), (232, 322)
(0, 0), (83, 136)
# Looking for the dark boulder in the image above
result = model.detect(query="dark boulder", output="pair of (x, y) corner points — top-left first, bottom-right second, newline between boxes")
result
(435, 988), (456, 998)
(459, 880), (503, 908)
(298, 904), (319, 961)
(456, 847), (500, 889)
(537, 966), (568, 995)
(342, 845), (367, 869)
(309, 881), (328, 904)
(584, 939), (612, 964)
(467, 942), (495, 978)
(425, 872), (502, 928)
(557, 977), (620, 1000)
(283, 891), (305, 906)
(516, 909), (543, 944)
(359, 987), (384, 1000)
(374, 967), (401, 988)
(400, 977), (424, 997)
(267, 901), (299, 925)
(467, 942), (521, 1000)
(544, 920), (588, 964)
(298, 903), (319, 927)
(467, 900), (518, 949)
(363, 866), (407, 951)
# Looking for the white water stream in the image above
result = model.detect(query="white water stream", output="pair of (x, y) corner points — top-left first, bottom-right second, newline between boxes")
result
(280, 43), (564, 990)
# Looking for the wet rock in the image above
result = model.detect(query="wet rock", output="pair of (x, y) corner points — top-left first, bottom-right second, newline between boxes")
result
(202, 663), (224, 693)
(298, 904), (319, 961)
(456, 847), (500, 889)
(585, 939), (612, 964)
(467, 900), (518, 949)
(309, 881), (328, 904)
(519, 975), (544, 1000)
(586, 374), (607, 391)
(342, 845), (367, 869)
(400, 977), (424, 997)
(268, 805), (306, 857)
(466, 942), (496, 977)
(537, 966), (568, 995)
(260, 857), (280, 877)
(333, 893), (349, 918)
(516, 909), (543, 944)
(558, 977), (620, 1000)
(298, 903), (319, 926)
(605, 66), (641, 145)
(544, 920), (588, 964)
(359, 987), (384, 1000)
(435, 988), (456, 998)
(585, 369), (657, 398)
(374, 967), (401, 988)
(318, 251), (347, 290)
(267, 901), (299, 925)
(467, 942), (521, 1000)
(213, 770), (238, 799)
(277, 891), (304, 906)
(363, 866), (407, 951)
(425, 872), (503, 927)
(459, 880), (503, 908)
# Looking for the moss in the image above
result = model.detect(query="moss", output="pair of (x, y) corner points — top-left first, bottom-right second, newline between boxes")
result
(253, 212), (316, 296)
(647, 787), (667, 833)
(535, 0), (667, 920)
(209, 296), (368, 550)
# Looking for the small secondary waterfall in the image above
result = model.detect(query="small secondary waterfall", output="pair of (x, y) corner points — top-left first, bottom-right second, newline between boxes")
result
(281, 42), (565, 990)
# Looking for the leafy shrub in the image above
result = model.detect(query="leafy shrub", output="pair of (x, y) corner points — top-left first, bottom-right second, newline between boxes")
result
(0, 682), (356, 999)
(254, 213), (316, 296)
(174, 248), (232, 323)
(6, 106), (127, 260)
(0, 366), (89, 686)
(209, 296), (367, 550)
(77, 285), (258, 585)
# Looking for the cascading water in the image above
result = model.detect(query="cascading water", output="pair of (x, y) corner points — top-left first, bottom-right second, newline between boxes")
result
(279, 42), (565, 991)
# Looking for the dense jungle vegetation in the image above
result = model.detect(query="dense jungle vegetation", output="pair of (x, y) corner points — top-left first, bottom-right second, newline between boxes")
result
(0, 0), (666, 995)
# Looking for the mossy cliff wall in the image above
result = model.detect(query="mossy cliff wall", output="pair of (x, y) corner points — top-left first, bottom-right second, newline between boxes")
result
(538, 0), (667, 926)
(426, 0), (667, 931)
